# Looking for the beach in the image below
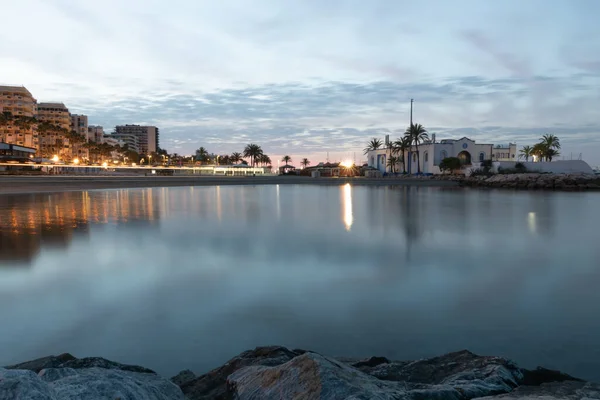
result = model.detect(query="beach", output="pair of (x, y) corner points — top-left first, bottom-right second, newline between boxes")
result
(0, 175), (459, 194)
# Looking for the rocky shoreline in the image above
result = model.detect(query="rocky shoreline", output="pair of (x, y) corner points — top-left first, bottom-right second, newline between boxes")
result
(459, 173), (600, 191)
(2, 346), (598, 399)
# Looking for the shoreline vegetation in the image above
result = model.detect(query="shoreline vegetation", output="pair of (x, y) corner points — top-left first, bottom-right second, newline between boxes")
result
(1, 172), (600, 195)
(2, 346), (598, 399)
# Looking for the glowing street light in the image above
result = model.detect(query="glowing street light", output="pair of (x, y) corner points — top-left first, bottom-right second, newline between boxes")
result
(52, 155), (59, 163)
(73, 158), (80, 165)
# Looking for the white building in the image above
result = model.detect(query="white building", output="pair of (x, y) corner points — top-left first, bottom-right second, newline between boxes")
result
(367, 137), (505, 175)
(492, 143), (517, 161)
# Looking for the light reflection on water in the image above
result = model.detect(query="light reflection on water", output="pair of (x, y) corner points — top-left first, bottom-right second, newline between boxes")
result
(0, 185), (599, 382)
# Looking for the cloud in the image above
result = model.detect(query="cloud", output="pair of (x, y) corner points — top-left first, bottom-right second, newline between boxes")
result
(1, 0), (600, 164)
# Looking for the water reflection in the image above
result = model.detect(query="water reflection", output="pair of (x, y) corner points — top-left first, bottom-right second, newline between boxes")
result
(0, 189), (160, 266)
(342, 183), (353, 231)
(0, 186), (598, 383)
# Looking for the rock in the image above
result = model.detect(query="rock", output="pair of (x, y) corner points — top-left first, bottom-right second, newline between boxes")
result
(41, 367), (184, 400)
(5, 353), (76, 373)
(178, 345), (301, 399)
(171, 369), (197, 386)
(59, 357), (155, 374)
(0, 367), (184, 400)
(477, 381), (600, 399)
(5, 354), (155, 374)
(0, 368), (57, 400)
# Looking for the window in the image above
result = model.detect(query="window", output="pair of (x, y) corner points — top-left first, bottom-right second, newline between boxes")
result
(424, 152), (428, 162)
(479, 152), (485, 162)
(413, 154), (417, 162)
(441, 150), (447, 160)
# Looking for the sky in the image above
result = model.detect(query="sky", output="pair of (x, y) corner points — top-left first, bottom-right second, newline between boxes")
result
(2, 0), (600, 165)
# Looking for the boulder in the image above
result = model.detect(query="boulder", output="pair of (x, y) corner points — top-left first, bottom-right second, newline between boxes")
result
(5, 354), (154, 374)
(171, 369), (197, 386)
(177, 345), (301, 400)
(5, 353), (76, 373)
(477, 381), (600, 399)
(0, 367), (184, 400)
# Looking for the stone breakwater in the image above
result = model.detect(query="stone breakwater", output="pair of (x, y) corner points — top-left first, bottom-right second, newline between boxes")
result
(2, 347), (599, 399)
(460, 173), (600, 191)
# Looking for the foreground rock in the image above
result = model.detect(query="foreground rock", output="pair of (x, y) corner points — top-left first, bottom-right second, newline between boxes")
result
(461, 173), (600, 191)
(1, 354), (182, 400)
(3, 347), (598, 399)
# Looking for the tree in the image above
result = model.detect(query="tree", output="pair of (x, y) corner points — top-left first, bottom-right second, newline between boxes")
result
(243, 144), (263, 167)
(540, 134), (560, 161)
(281, 155), (292, 166)
(405, 123), (429, 174)
(386, 155), (398, 174)
(259, 154), (272, 166)
(532, 143), (546, 162)
(519, 145), (533, 162)
(545, 148), (560, 162)
(393, 136), (411, 174)
(195, 147), (209, 163)
(301, 158), (310, 168)
(363, 138), (383, 155)
(439, 157), (461, 174)
(231, 152), (243, 164)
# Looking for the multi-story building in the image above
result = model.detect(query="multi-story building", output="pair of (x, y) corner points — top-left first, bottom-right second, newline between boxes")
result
(114, 125), (159, 155)
(71, 114), (88, 140)
(88, 125), (104, 143)
(36, 102), (72, 159)
(0, 85), (38, 149)
(108, 133), (140, 153)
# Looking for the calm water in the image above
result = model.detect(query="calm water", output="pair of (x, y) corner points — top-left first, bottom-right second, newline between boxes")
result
(1, 185), (599, 382)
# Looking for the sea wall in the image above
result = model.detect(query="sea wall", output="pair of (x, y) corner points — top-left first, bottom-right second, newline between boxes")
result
(2, 347), (598, 399)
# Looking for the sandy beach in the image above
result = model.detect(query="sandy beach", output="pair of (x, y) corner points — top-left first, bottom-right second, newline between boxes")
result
(0, 175), (459, 194)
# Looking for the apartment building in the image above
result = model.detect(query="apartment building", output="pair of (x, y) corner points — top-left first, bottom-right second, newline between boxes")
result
(107, 133), (140, 153)
(88, 125), (105, 143)
(114, 124), (159, 155)
(0, 85), (38, 149)
(71, 114), (88, 140)
(36, 102), (72, 159)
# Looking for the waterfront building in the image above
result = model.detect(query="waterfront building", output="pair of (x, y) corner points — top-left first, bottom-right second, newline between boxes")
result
(107, 133), (139, 153)
(0, 142), (36, 162)
(36, 102), (72, 159)
(367, 136), (509, 175)
(0, 85), (38, 148)
(88, 125), (104, 143)
(71, 114), (88, 140)
(114, 125), (159, 155)
(492, 143), (517, 161)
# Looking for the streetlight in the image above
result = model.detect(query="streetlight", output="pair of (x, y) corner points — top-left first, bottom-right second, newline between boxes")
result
(73, 158), (80, 165)
(52, 155), (59, 163)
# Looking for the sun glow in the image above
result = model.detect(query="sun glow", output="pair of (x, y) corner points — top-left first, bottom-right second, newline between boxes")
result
(340, 160), (353, 168)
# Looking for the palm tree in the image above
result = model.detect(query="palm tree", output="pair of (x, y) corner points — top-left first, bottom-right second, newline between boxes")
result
(195, 147), (209, 163)
(519, 145), (533, 162)
(281, 155), (292, 166)
(260, 154), (272, 166)
(532, 143), (546, 162)
(540, 134), (561, 151)
(405, 123), (429, 174)
(545, 148), (560, 162)
(301, 158), (310, 168)
(231, 152), (243, 164)
(363, 138), (383, 155)
(243, 144), (262, 167)
(393, 136), (411, 174)
(386, 155), (398, 174)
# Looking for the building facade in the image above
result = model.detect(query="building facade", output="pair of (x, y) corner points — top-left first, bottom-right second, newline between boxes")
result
(107, 133), (139, 153)
(88, 125), (105, 143)
(71, 114), (88, 140)
(367, 137), (503, 175)
(114, 125), (159, 155)
(36, 102), (72, 159)
(0, 85), (38, 148)
(492, 143), (517, 161)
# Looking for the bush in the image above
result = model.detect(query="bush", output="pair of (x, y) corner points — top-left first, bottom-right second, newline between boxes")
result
(439, 157), (461, 173)
(470, 168), (493, 177)
(515, 162), (527, 172)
